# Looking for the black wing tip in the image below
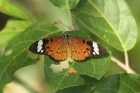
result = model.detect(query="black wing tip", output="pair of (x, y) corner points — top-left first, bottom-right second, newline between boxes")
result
(29, 42), (38, 53)
(87, 41), (108, 57)
(29, 39), (49, 54)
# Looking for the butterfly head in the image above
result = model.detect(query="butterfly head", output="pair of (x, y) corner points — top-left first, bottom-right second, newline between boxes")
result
(64, 32), (71, 40)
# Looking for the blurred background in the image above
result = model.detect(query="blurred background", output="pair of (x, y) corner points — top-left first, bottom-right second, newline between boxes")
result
(0, 0), (140, 93)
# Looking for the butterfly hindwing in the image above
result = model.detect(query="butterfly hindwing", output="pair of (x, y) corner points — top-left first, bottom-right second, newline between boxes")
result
(70, 36), (92, 61)
(51, 40), (68, 61)
(45, 36), (68, 61)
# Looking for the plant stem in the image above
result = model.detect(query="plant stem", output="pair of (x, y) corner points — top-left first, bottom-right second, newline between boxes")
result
(111, 56), (135, 73)
(124, 51), (129, 68)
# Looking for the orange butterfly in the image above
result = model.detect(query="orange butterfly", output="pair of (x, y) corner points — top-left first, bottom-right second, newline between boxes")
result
(29, 32), (107, 61)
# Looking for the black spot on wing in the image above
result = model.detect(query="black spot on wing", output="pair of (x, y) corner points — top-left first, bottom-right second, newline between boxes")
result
(47, 46), (50, 49)
(83, 40), (85, 43)
(86, 48), (89, 51)
(50, 38), (53, 42)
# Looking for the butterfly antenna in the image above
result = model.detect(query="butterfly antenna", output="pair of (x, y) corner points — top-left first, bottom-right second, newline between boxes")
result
(68, 20), (78, 31)
(54, 20), (66, 31)
(54, 20), (78, 31)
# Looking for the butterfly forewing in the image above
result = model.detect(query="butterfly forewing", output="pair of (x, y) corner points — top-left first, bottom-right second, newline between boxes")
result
(29, 36), (68, 61)
(70, 36), (107, 61)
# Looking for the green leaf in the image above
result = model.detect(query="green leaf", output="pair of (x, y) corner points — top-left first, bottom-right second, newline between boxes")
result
(93, 73), (140, 93)
(0, 22), (60, 91)
(57, 75), (99, 93)
(44, 31), (111, 92)
(0, 19), (32, 46)
(50, 0), (80, 9)
(0, 0), (31, 20)
(71, 0), (137, 51)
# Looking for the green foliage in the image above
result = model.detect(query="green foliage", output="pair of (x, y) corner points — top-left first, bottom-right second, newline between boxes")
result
(0, 22), (60, 90)
(44, 31), (111, 92)
(0, 0), (139, 93)
(56, 75), (99, 93)
(93, 73), (140, 93)
(50, 0), (80, 9)
(0, 19), (32, 46)
(57, 73), (140, 93)
(71, 0), (137, 51)
(0, 0), (31, 20)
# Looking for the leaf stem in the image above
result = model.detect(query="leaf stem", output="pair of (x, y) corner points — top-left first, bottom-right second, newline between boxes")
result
(111, 56), (135, 73)
(124, 51), (129, 68)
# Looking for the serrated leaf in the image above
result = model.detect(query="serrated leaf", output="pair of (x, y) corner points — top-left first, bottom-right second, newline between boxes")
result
(49, 0), (80, 9)
(0, 0), (31, 20)
(71, 0), (137, 51)
(0, 22), (60, 91)
(93, 73), (140, 93)
(0, 19), (32, 46)
(44, 31), (111, 92)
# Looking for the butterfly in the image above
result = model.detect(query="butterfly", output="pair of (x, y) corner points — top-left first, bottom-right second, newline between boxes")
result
(29, 32), (107, 61)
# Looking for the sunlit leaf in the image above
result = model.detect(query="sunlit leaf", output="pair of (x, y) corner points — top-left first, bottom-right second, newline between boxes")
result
(0, 19), (32, 46)
(71, 0), (137, 51)
(0, 0), (31, 20)
(50, 0), (80, 9)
